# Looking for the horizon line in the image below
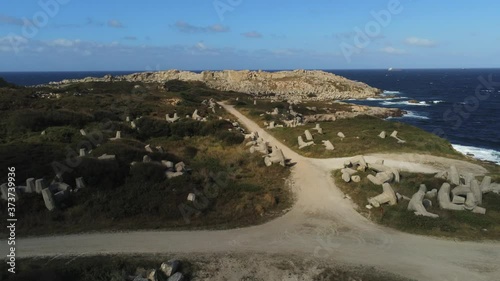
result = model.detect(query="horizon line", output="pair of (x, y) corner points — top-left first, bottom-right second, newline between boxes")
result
(1, 67), (500, 73)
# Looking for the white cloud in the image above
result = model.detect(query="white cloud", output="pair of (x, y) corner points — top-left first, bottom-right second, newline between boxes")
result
(195, 42), (207, 50)
(209, 24), (229, 33)
(404, 37), (437, 47)
(242, 31), (263, 38)
(49, 39), (80, 47)
(381, 46), (406, 54)
(174, 21), (229, 33)
(108, 19), (124, 28)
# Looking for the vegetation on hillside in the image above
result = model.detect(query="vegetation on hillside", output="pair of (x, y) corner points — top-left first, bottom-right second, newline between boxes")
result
(0, 80), (292, 236)
(333, 170), (500, 240)
(234, 98), (461, 159)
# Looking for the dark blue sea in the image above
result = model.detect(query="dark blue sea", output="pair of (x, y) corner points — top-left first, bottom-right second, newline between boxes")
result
(1, 69), (499, 164)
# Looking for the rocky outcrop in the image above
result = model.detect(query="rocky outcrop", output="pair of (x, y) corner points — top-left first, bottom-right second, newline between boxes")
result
(304, 104), (405, 121)
(47, 69), (382, 101)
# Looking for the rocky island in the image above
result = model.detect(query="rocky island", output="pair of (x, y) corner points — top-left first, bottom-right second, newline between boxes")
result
(48, 69), (382, 101)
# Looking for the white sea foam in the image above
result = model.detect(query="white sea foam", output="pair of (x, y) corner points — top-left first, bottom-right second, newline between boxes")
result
(403, 111), (430, 120)
(380, 101), (431, 107)
(452, 144), (500, 164)
(367, 97), (394, 101)
(431, 100), (444, 104)
(383, 90), (401, 95)
(386, 111), (430, 120)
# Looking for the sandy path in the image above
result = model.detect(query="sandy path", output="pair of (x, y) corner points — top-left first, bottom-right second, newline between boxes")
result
(3, 104), (499, 281)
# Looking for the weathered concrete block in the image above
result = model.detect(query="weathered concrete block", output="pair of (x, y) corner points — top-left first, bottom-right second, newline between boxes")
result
(75, 177), (85, 189)
(438, 183), (465, 211)
(42, 188), (56, 211)
(470, 179), (482, 205)
(35, 179), (46, 193)
(368, 183), (397, 207)
(322, 140), (334, 151)
(298, 136), (314, 149)
(160, 260), (180, 277)
(26, 178), (35, 193)
(304, 130), (313, 141)
(448, 165), (460, 186)
(1, 183), (8, 200)
(408, 184), (439, 218)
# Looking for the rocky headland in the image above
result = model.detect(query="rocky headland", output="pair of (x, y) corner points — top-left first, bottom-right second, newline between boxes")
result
(47, 69), (382, 101)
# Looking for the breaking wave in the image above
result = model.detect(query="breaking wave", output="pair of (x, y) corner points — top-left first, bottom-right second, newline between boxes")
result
(452, 144), (500, 164)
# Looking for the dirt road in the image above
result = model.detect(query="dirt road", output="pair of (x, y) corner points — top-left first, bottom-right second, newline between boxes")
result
(3, 104), (498, 281)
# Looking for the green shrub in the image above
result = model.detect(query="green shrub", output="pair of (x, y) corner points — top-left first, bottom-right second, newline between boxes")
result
(136, 117), (171, 139)
(129, 163), (166, 183)
(164, 80), (192, 92)
(8, 109), (93, 132)
(215, 130), (244, 145)
(42, 126), (79, 143)
(183, 146), (199, 159)
(93, 110), (121, 122)
(66, 158), (128, 190)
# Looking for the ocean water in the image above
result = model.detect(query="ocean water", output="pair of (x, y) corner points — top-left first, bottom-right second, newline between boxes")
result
(331, 69), (500, 164)
(1, 69), (499, 164)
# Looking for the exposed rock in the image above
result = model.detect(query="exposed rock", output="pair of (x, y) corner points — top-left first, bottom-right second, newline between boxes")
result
(47, 70), (383, 101)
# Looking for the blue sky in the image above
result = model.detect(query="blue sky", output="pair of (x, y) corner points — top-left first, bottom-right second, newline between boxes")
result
(0, 0), (499, 71)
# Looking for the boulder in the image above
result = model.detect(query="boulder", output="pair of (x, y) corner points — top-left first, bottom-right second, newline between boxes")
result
(378, 131), (386, 139)
(337, 132), (345, 139)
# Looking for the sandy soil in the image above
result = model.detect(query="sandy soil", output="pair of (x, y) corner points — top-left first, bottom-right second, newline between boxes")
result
(2, 103), (499, 281)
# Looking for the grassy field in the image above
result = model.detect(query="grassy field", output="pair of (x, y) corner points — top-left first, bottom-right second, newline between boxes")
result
(333, 170), (500, 240)
(0, 80), (292, 237)
(236, 102), (462, 159)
